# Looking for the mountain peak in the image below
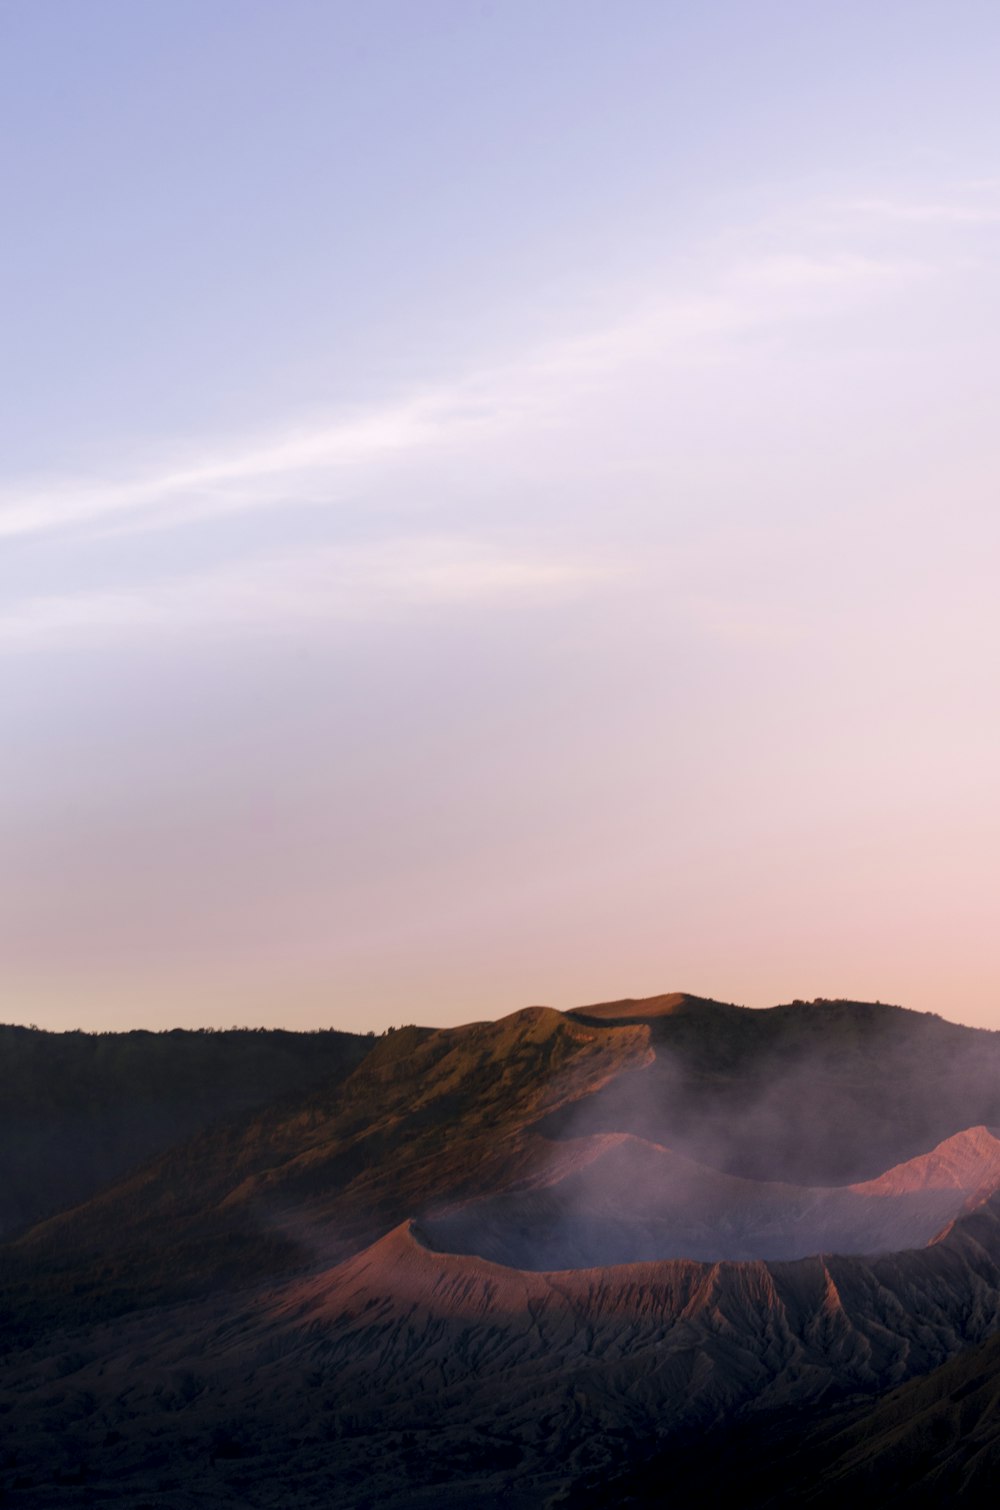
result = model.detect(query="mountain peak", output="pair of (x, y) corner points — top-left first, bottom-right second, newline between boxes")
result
(857, 1125), (1000, 1196)
(569, 991), (741, 1023)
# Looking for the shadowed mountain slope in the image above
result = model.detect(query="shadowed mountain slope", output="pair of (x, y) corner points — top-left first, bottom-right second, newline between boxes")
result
(603, 1301), (1000, 1508)
(0, 1023), (372, 1237)
(784, 1328), (1000, 1507)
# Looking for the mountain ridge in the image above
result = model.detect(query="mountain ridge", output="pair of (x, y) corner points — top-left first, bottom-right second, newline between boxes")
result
(3, 991), (1000, 1505)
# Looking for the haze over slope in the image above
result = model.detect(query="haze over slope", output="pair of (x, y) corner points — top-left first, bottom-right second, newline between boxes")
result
(3, 992), (1000, 1506)
(0, 1008), (650, 1337)
(6, 995), (1000, 1336)
(423, 1125), (1000, 1267)
(557, 993), (1000, 1182)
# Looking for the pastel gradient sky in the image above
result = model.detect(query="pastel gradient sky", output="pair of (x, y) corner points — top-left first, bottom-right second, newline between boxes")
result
(3, 1), (1000, 1031)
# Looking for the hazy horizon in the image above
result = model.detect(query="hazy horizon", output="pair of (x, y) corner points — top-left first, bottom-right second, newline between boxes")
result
(4, 2), (1000, 1034)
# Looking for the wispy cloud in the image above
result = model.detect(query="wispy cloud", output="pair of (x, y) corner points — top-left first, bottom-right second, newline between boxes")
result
(0, 244), (921, 547)
(0, 396), (467, 542)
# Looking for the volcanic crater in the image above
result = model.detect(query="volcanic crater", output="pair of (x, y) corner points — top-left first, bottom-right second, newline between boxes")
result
(420, 1124), (1000, 1268)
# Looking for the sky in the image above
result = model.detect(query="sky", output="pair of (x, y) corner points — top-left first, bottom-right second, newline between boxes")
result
(3, 0), (1000, 1032)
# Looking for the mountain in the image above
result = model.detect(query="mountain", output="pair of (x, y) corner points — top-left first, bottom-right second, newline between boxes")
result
(5, 1183), (1000, 1507)
(0, 1009), (651, 1339)
(595, 1278), (1000, 1508)
(2, 993), (1000, 1506)
(781, 1328), (1000, 1507)
(0, 1022), (371, 1237)
(559, 992), (1000, 1182)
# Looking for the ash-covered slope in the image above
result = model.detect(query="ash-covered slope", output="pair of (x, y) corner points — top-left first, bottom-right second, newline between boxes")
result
(783, 1328), (1000, 1508)
(421, 1126), (1000, 1267)
(646, 1305), (1000, 1509)
(309, 1198), (1000, 1419)
(860, 1122), (1000, 1195)
(6, 1196), (1000, 1508)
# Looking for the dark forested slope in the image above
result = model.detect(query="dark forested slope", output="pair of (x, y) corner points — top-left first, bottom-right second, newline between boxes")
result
(0, 1022), (371, 1236)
